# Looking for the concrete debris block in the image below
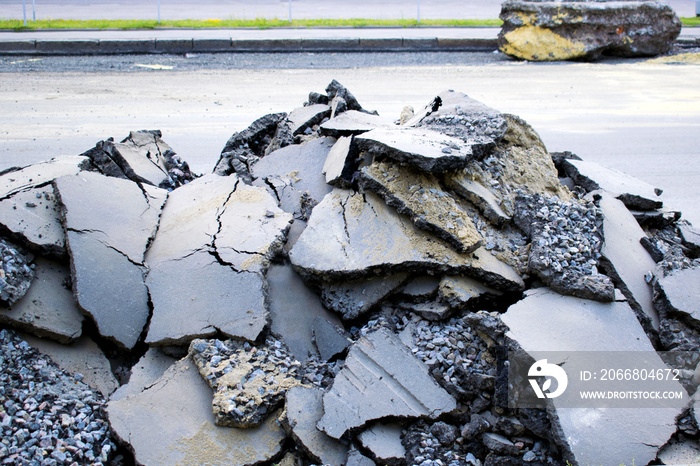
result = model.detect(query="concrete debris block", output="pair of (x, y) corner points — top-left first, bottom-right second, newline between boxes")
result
(0, 155), (88, 200)
(0, 239), (34, 307)
(347, 448), (377, 466)
(481, 432), (522, 456)
(498, 1), (682, 61)
(0, 257), (82, 344)
(145, 174), (282, 346)
(399, 301), (453, 321)
(287, 104), (332, 137)
(0, 185), (65, 256)
(330, 96), (347, 119)
(398, 275), (441, 302)
(320, 110), (394, 138)
(146, 250), (267, 346)
(252, 137), (336, 219)
(445, 114), (570, 225)
(679, 223), (700, 257)
(282, 386), (349, 466)
(110, 347), (176, 402)
(289, 189), (524, 292)
(312, 316), (351, 361)
(560, 158), (663, 210)
(355, 127), (481, 173)
(514, 193), (614, 302)
(502, 288), (683, 466)
(22, 332), (118, 398)
(107, 356), (286, 465)
(267, 264), (344, 363)
(319, 273), (409, 321)
(189, 337), (304, 428)
(632, 208), (681, 229)
(438, 275), (500, 309)
(322, 136), (357, 188)
(317, 328), (457, 439)
(358, 160), (482, 253)
(326, 79), (368, 114)
(596, 190), (659, 331)
(657, 437), (700, 465)
(54, 172), (165, 349)
(214, 112), (288, 177)
(655, 266), (700, 327)
(405, 90), (507, 148)
(359, 423), (406, 465)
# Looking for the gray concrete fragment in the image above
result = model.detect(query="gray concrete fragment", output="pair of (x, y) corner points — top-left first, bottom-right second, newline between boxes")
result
(655, 266), (700, 327)
(444, 176), (510, 226)
(322, 136), (356, 188)
(0, 257), (82, 344)
(289, 189), (524, 292)
(146, 250), (267, 346)
(358, 160), (482, 253)
(287, 104), (332, 136)
(502, 288), (683, 466)
(0, 156), (87, 200)
(189, 337), (303, 428)
(399, 301), (453, 321)
(596, 190), (659, 331)
(438, 275), (501, 309)
(397, 275), (441, 302)
(312, 316), (351, 361)
(481, 432), (522, 456)
(346, 448), (377, 466)
(0, 239), (34, 308)
(0, 185), (65, 256)
(679, 223), (700, 256)
(252, 137), (336, 219)
(320, 110), (393, 138)
(109, 131), (171, 186)
(267, 264), (344, 363)
(110, 347), (176, 402)
(325, 80), (368, 114)
(358, 423), (406, 465)
(561, 158), (663, 210)
(319, 273), (409, 321)
(22, 332), (118, 398)
(317, 328), (456, 439)
(355, 127), (478, 173)
(54, 172), (165, 349)
(283, 386), (349, 466)
(657, 437), (700, 465)
(107, 356), (286, 466)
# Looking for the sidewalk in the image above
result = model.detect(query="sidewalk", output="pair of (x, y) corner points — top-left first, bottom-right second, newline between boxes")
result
(0, 27), (698, 55)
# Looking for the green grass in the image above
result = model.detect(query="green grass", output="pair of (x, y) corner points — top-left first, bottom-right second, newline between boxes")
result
(0, 17), (502, 31)
(681, 16), (700, 26)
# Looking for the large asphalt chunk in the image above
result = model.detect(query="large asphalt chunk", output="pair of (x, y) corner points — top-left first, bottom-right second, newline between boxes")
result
(251, 137), (336, 219)
(319, 273), (409, 321)
(107, 356), (286, 466)
(596, 190), (659, 332)
(320, 110), (394, 138)
(286, 104), (332, 137)
(0, 257), (83, 344)
(317, 328), (457, 439)
(145, 173), (291, 346)
(358, 159), (482, 253)
(54, 172), (166, 350)
(0, 156), (88, 200)
(289, 189), (524, 292)
(355, 127), (478, 173)
(655, 266), (700, 327)
(282, 386), (349, 465)
(502, 288), (683, 465)
(560, 158), (663, 210)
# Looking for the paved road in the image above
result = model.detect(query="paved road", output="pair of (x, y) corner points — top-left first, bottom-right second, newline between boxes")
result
(1, 52), (698, 225)
(1, 0), (697, 20)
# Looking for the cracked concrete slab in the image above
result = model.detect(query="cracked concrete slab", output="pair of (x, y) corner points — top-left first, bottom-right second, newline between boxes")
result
(319, 273), (409, 321)
(358, 422), (407, 465)
(502, 288), (683, 466)
(317, 328), (457, 439)
(266, 263), (344, 363)
(355, 127), (479, 173)
(322, 136), (356, 188)
(289, 189), (524, 292)
(110, 347), (176, 402)
(0, 185), (65, 257)
(0, 257), (83, 344)
(312, 316), (351, 361)
(145, 174), (288, 346)
(358, 160), (482, 253)
(54, 172), (165, 350)
(438, 275), (501, 310)
(107, 356), (286, 466)
(252, 137), (336, 219)
(0, 156), (88, 200)
(109, 131), (171, 187)
(320, 110), (393, 138)
(655, 266), (700, 327)
(282, 385), (349, 466)
(287, 104), (331, 136)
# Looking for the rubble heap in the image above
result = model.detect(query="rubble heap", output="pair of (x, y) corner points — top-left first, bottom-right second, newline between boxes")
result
(1, 82), (699, 466)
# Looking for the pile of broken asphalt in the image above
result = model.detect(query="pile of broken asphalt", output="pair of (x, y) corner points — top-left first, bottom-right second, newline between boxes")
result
(1, 80), (700, 465)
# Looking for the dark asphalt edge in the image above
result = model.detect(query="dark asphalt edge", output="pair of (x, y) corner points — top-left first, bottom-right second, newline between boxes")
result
(0, 37), (501, 55)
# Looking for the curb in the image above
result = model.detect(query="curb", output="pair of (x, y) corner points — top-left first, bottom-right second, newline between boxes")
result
(0, 37), (500, 55)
